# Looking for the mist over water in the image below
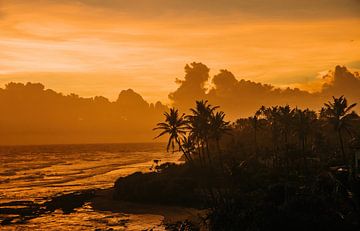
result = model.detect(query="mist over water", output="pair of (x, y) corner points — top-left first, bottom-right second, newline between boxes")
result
(0, 143), (182, 230)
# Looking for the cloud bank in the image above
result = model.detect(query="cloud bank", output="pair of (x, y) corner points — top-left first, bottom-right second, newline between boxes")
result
(170, 63), (360, 119)
(0, 64), (359, 144)
(1, 0), (359, 103)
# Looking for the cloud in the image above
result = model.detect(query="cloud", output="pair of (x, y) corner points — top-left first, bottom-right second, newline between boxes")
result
(169, 63), (360, 119)
(169, 62), (209, 106)
(0, 64), (359, 144)
(321, 65), (360, 99)
(5, 0), (360, 21)
(1, 0), (359, 103)
(44, 0), (360, 20)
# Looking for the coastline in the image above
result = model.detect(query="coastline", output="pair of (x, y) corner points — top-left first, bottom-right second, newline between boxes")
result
(90, 188), (205, 226)
(0, 144), (190, 229)
(1, 186), (204, 229)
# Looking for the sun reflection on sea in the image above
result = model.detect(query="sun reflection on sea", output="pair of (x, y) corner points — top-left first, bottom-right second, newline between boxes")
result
(0, 143), (182, 230)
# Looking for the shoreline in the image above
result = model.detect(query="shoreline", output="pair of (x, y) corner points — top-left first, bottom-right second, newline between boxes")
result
(91, 188), (205, 226)
(1, 186), (204, 228)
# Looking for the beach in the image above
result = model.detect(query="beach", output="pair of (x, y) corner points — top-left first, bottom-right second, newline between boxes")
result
(0, 143), (189, 230)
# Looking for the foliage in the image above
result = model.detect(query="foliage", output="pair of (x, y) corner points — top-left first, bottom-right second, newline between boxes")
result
(115, 96), (360, 230)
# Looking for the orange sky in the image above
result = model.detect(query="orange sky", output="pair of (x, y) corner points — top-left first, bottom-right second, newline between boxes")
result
(0, 0), (359, 103)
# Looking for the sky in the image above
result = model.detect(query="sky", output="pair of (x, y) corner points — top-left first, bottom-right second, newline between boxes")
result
(0, 0), (359, 103)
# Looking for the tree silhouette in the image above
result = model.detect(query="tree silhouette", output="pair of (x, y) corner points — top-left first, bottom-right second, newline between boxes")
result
(180, 136), (196, 162)
(257, 106), (281, 167)
(293, 108), (317, 168)
(153, 108), (191, 161)
(321, 96), (357, 164)
(248, 109), (264, 155)
(277, 105), (295, 149)
(210, 111), (231, 167)
(187, 100), (219, 166)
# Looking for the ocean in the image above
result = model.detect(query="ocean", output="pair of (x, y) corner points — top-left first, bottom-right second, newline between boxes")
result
(0, 143), (182, 230)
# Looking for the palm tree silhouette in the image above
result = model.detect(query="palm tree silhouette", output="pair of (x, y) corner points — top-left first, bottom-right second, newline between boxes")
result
(153, 108), (191, 162)
(180, 136), (195, 162)
(294, 108), (317, 169)
(277, 105), (295, 150)
(210, 111), (231, 167)
(249, 109), (263, 155)
(258, 106), (281, 167)
(187, 100), (219, 166)
(321, 96), (357, 165)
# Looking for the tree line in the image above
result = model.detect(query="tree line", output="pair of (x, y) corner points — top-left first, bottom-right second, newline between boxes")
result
(153, 95), (360, 230)
(155, 96), (359, 172)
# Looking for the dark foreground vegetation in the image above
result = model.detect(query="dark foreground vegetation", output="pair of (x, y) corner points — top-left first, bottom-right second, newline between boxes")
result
(114, 96), (360, 230)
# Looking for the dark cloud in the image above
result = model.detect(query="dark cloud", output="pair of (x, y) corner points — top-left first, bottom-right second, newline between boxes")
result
(74, 0), (360, 19)
(321, 65), (360, 100)
(0, 1), (5, 19)
(0, 64), (358, 144)
(11, 0), (360, 20)
(170, 63), (360, 119)
(169, 62), (209, 108)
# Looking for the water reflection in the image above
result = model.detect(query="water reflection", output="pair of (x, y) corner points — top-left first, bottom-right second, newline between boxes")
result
(0, 143), (181, 230)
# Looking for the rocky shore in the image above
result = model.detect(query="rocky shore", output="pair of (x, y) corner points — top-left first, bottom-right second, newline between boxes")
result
(0, 189), (95, 225)
(1, 187), (203, 230)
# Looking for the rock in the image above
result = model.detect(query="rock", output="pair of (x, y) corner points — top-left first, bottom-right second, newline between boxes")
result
(44, 190), (95, 213)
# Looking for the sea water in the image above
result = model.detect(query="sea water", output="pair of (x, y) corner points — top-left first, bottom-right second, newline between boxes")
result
(0, 143), (181, 230)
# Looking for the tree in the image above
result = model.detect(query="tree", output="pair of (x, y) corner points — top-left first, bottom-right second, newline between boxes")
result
(210, 111), (231, 167)
(321, 96), (357, 164)
(257, 106), (281, 167)
(153, 108), (191, 162)
(180, 136), (196, 161)
(277, 105), (295, 150)
(248, 109), (263, 155)
(187, 100), (219, 166)
(293, 108), (317, 169)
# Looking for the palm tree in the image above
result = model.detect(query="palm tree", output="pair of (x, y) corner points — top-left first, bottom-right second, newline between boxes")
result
(321, 96), (357, 164)
(277, 105), (295, 149)
(257, 106), (281, 167)
(187, 100), (219, 166)
(153, 108), (191, 162)
(180, 136), (196, 160)
(210, 111), (231, 167)
(276, 105), (295, 172)
(293, 108), (317, 168)
(249, 109), (264, 155)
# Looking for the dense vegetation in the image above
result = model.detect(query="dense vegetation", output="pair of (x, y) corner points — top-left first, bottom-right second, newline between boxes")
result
(114, 96), (360, 230)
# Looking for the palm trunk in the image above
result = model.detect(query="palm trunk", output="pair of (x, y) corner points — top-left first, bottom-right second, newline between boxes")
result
(197, 142), (204, 167)
(177, 140), (192, 163)
(301, 136), (306, 172)
(284, 130), (289, 174)
(216, 138), (224, 171)
(272, 129), (278, 168)
(205, 139), (212, 166)
(254, 127), (258, 155)
(201, 141), (207, 166)
(338, 129), (346, 165)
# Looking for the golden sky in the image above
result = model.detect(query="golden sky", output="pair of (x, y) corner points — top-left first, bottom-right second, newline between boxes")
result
(0, 0), (359, 103)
